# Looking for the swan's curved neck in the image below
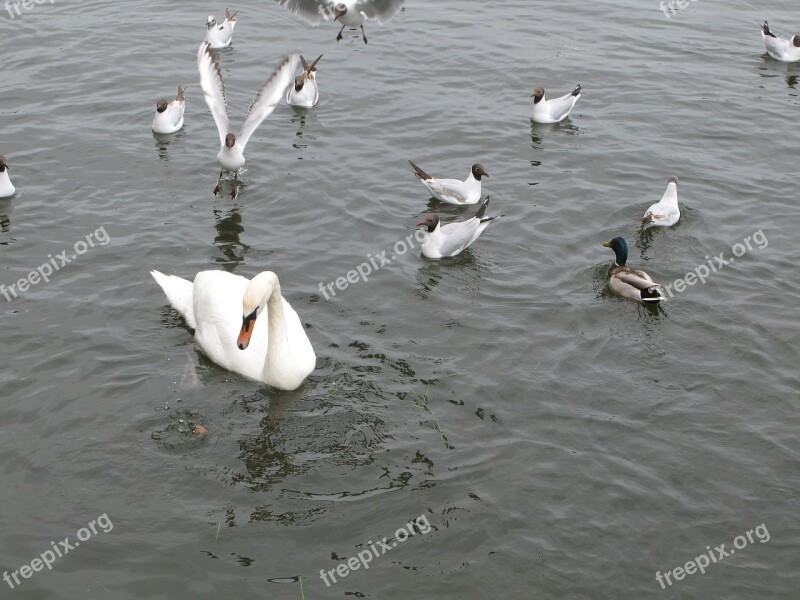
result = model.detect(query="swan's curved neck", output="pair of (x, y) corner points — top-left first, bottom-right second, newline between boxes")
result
(263, 281), (291, 381)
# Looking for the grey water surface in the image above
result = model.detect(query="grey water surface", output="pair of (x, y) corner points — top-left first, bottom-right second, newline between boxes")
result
(1, 0), (799, 598)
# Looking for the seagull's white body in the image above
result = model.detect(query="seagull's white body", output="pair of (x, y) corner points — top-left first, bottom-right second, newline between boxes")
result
(642, 177), (680, 228)
(197, 42), (299, 195)
(151, 88), (186, 134)
(408, 161), (488, 205)
(151, 270), (316, 390)
(418, 197), (498, 259)
(205, 10), (237, 49)
(270, 0), (405, 43)
(286, 54), (322, 108)
(531, 85), (581, 124)
(0, 164), (14, 198)
(335, 0), (368, 26)
(761, 22), (800, 62)
(286, 76), (319, 107)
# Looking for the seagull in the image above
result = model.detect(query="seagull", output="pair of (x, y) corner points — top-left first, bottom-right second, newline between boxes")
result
(416, 197), (500, 259)
(197, 42), (299, 198)
(270, 0), (405, 44)
(602, 237), (663, 304)
(531, 84), (581, 124)
(0, 155), (15, 198)
(286, 54), (323, 107)
(760, 21), (800, 62)
(642, 176), (680, 228)
(408, 161), (489, 205)
(206, 8), (238, 49)
(152, 86), (186, 134)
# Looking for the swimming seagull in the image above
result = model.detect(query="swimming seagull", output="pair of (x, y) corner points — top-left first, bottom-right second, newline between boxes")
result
(408, 161), (489, 205)
(531, 84), (582, 124)
(642, 176), (680, 228)
(206, 8), (238, 49)
(269, 0), (405, 44)
(286, 54), (323, 107)
(152, 86), (186, 134)
(197, 42), (299, 198)
(416, 197), (500, 259)
(760, 21), (800, 62)
(0, 155), (15, 198)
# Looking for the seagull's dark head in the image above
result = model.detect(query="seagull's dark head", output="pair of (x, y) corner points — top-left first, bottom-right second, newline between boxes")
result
(668, 176), (678, 184)
(225, 133), (236, 148)
(156, 99), (168, 113)
(531, 87), (545, 103)
(294, 75), (305, 92)
(416, 214), (440, 233)
(793, 35), (800, 47)
(207, 15), (216, 28)
(0, 155), (7, 173)
(333, 3), (347, 21)
(471, 164), (489, 180)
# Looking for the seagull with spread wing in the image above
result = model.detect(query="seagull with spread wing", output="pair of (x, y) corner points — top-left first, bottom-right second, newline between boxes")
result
(270, 0), (405, 44)
(197, 42), (299, 198)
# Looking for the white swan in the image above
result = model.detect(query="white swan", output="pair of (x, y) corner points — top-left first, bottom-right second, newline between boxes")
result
(151, 270), (316, 390)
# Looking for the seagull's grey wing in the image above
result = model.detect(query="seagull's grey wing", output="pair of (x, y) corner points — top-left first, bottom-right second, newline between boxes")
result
(238, 54), (300, 150)
(357, 0), (405, 24)
(271, 0), (334, 25)
(437, 219), (481, 257)
(197, 42), (230, 146)
(423, 178), (469, 203)
(546, 93), (577, 121)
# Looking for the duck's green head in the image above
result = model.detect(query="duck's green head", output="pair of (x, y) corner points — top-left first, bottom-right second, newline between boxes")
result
(602, 237), (628, 266)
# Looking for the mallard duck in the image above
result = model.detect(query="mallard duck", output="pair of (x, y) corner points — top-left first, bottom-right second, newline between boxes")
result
(602, 237), (663, 304)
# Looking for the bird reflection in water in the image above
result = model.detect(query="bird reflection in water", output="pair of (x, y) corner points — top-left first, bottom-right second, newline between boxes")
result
(213, 205), (249, 270)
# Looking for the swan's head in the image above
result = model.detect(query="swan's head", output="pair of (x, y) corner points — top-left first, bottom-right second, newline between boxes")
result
(156, 99), (168, 113)
(333, 3), (347, 21)
(471, 164), (489, 180)
(225, 133), (236, 148)
(294, 75), (305, 92)
(207, 16), (216, 28)
(531, 87), (545, 103)
(416, 214), (440, 233)
(237, 272), (279, 350)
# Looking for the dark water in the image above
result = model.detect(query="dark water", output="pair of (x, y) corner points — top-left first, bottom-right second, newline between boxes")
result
(1, 0), (799, 598)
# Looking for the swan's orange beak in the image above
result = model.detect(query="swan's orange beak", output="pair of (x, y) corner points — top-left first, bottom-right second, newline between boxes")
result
(237, 311), (257, 350)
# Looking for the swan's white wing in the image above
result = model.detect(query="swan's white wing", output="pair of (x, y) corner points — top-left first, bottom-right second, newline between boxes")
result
(197, 42), (230, 147)
(270, 0), (333, 25)
(151, 270), (196, 329)
(238, 54), (300, 151)
(357, 0), (405, 24)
